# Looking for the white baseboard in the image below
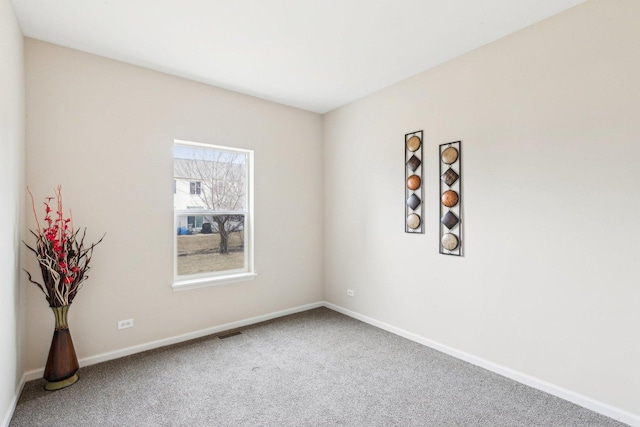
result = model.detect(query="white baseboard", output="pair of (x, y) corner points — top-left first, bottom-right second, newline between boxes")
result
(13, 300), (639, 427)
(1, 373), (26, 427)
(24, 301), (324, 382)
(324, 302), (640, 427)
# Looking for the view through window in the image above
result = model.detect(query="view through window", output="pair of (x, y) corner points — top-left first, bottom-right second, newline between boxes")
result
(174, 141), (252, 281)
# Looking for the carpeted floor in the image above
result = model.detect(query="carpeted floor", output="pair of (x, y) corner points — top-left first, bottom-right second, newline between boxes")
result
(11, 307), (626, 426)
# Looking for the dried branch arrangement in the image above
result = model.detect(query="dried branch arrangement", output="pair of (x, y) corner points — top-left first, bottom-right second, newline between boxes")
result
(24, 186), (104, 307)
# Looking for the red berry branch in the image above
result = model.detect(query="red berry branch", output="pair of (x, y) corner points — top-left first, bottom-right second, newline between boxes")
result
(24, 186), (105, 307)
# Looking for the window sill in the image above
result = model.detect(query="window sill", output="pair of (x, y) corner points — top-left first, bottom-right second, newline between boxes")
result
(172, 272), (257, 292)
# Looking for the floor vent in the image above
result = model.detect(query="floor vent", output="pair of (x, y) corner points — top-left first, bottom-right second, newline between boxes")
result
(218, 331), (242, 339)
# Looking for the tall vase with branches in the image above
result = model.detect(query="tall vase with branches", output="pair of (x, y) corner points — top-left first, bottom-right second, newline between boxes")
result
(24, 185), (104, 390)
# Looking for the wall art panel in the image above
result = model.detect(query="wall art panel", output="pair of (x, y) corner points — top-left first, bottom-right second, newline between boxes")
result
(439, 141), (462, 255)
(405, 130), (424, 233)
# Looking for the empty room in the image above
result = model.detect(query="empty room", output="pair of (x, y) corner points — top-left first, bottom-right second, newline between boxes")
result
(1, 0), (639, 425)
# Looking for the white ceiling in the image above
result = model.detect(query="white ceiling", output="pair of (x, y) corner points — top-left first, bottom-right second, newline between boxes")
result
(11, 0), (586, 113)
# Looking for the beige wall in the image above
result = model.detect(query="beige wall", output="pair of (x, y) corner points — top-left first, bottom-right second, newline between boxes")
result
(324, 0), (640, 416)
(15, 0), (640, 422)
(0, 0), (25, 424)
(24, 39), (324, 371)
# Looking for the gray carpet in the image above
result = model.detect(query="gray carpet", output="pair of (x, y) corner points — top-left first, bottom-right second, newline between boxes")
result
(11, 307), (626, 426)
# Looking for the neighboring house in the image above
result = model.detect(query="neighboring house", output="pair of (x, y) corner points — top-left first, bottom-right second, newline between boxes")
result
(174, 157), (245, 234)
(174, 177), (206, 232)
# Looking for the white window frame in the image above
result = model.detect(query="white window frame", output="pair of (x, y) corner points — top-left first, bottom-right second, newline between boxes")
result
(172, 139), (256, 291)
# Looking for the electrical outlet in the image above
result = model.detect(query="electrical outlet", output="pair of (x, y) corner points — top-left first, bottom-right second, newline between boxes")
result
(118, 319), (134, 330)
(347, 289), (355, 297)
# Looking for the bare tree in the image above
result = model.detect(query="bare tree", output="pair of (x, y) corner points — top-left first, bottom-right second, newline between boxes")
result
(174, 149), (246, 254)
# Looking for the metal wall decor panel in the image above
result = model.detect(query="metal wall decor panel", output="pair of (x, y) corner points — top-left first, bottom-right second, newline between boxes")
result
(405, 131), (424, 234)
(439, 141), (462, 255)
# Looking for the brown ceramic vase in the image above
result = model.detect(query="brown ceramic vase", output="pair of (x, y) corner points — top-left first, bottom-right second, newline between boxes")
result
(43, 305), (79, 391)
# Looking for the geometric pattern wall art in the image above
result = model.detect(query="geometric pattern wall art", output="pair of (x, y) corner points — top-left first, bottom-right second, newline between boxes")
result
(405, 130), (424, 233)
(439, 141), (462, 255)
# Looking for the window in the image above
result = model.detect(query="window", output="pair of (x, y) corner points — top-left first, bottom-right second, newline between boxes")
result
(187, 216), (204, 230)
(173, 140), (255, 290)
(190, 181), (202, 195)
